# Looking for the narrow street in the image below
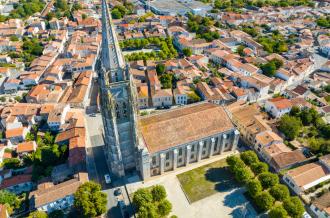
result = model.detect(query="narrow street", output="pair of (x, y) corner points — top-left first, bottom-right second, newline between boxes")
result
(85, 113), (123, 218)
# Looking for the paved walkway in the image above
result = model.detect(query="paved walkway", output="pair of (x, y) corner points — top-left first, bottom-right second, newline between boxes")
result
(126, 151), (257, 218)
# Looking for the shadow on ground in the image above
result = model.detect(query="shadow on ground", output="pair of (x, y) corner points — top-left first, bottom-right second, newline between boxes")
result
(205, 167), (240, 192)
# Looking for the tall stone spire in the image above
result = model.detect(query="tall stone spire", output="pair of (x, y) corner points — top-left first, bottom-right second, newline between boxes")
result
(98, 0), (139, 179)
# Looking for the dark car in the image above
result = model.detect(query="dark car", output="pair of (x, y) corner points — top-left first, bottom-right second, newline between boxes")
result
(114, 188), (122, 196)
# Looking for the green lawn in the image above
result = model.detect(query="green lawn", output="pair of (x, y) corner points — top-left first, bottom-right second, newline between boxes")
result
(177, 159), (239, 203)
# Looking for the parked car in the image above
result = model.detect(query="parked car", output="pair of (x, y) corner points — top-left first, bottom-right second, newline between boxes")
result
(104, 174), (111, 184)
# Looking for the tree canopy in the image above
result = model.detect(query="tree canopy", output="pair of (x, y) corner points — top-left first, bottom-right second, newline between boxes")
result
(258, 172), (279, 189)
(270, 184), (290, 201)
(133, 185), (172, 218)
(283, 196), (305, 218)
(278, 114), (302, 140)
(74, 181), (107, 218)
(240, 150), (259, 166)
(247, 179), (262, 197)
(182, 48), (192, 57)
(255, 191), (275, 211)
(250, 162), (268, 175)
(269, 205), (288, 218)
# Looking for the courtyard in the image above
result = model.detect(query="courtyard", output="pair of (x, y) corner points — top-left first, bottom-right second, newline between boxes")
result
(126, 153), (257, 218)
(177, 158), (237, 203)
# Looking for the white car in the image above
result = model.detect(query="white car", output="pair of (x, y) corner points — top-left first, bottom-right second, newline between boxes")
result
(104, 174), (111, 184)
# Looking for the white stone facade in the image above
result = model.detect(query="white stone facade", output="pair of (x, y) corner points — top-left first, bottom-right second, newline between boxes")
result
(139, 130), (239, 179)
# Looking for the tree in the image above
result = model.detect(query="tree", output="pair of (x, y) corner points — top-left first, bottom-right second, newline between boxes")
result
(261, 61), (276, 77)
(240, 150), (259, 166)
(49, 210), (64, 218)
(234, 167), (253, 184)
(10, 35), (19, 42)
(151, 185), (166, 202)
(255, 191), (275, 211)
(290, 106), (300, 116)
(283, 196), (305, 218)
(236, 45), (246, 56)
(28, 211), (48, 218)
(156, 63), (165, 75)
(111, 9), (122, 19)
(82, 14), (87, 20)
(26, 132), (35, 141)
(14, 96), (22, 102)
(269, 205), (288, 218)
(182, 48), (192, 57)
(270, 184), (290, 201)
(258, 172), (279, 189)
(278, 115), (302, 140)
(133, 188), (153, 209)
(74, 181), (107, 217)
(3, 158), (20, 169)
(0, 190), (19, 212)
(55, 0), (68, 11)
(137, 203), (158, 218)
(226, 155), (245, 172)
(250, 162), (268, 175)
(159, 74), (173, 89)
(247, 179), (262, 197)
(187, 91), (200, 103)
(157, 199), (172, 217)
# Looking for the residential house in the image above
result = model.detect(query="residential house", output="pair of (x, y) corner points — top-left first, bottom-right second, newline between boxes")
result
(311, 191), (330, 218)
(173, 85), (191, 105)
(151, 89), (173, 108)
(137, 84), (149, 109)
(47, 104), (70, 131)
(283, 162), (330, 194)
(29, 173), (88, 213)
(16, 141), (37, 156)
(5, 127), (28, 145)
(0, 174), (33, 194)
(264, 97), (292, 118)
(3, 78), (20, 94)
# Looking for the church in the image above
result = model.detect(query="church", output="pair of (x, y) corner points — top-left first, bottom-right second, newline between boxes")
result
(137, 102), (239, 179)
(98, 0), (239, 180)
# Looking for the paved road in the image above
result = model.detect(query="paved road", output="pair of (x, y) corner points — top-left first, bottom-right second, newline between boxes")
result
(85, 113), (123, 218)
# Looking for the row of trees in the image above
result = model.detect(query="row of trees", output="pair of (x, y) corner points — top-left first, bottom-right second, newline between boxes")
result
(133, 185), (173, 218)
(226, 151), (305, 218)
(212, 0), (313, 12)
(125, 38), (178, 61)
